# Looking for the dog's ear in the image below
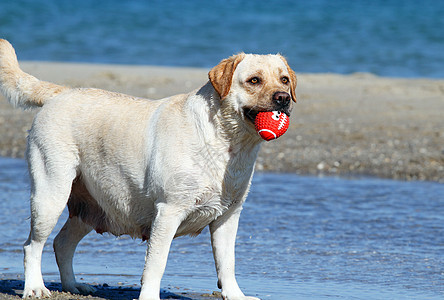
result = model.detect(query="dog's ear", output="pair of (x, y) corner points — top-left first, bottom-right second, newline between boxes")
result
(278, 55), (297, 103)
(209, 53), (245, 100)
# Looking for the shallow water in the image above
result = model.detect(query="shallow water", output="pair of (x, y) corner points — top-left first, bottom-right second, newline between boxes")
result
(0, 157), (443, 299)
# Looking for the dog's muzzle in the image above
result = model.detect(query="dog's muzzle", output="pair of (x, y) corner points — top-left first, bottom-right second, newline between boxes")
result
(272, 92), (291, 112)
(243, 92), (292, 124)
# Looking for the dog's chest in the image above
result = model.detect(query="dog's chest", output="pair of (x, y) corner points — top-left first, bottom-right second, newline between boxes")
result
(175, 158), (255, 237)
(175, 186), (246, 237)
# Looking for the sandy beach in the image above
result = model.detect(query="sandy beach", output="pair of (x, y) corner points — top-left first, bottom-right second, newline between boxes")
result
(1, 61), (443, 182)
(0, 279), (221, 300)
(0, 62), (443, 299)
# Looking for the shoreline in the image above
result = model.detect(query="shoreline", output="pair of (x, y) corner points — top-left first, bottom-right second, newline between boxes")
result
(1, 61), (443, 182)
(0, 61), (443, 298)
(0, 279), (219, 300)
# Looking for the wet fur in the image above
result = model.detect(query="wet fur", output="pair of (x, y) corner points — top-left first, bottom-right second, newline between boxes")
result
(0, 39), (296, 300)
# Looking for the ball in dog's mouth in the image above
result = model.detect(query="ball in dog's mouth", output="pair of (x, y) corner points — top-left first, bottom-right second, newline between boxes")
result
(254, 111), (289, 141)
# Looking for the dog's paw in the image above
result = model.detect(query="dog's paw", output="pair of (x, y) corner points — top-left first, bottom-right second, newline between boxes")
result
(63, 283), (96, 295)
(76, 283), (97, 294)
(222, 294), (260, 300)
(22, 285), (51, 298)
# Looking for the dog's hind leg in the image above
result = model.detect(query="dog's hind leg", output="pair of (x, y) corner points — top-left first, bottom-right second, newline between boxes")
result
(54, 216), (95, 295)
(23, 142), (78, 298)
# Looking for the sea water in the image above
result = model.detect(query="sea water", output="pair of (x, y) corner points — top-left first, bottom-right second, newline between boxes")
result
(0, 0), (443, 78)
(0, 157), (442, 299)
(1, 2), (443, 298)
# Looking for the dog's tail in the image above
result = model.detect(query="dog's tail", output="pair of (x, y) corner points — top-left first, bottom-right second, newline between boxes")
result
(0, 39), (67, 109)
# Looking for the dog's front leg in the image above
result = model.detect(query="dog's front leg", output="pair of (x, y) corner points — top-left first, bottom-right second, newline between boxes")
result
(139, 203), (182, 300)
(210, 209), (260, 300)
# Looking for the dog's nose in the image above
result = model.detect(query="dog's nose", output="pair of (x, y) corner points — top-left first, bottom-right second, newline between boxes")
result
(272, 92), (291, 108)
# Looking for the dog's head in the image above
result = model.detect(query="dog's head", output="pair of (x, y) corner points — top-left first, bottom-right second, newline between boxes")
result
(209, 53), (297, 129)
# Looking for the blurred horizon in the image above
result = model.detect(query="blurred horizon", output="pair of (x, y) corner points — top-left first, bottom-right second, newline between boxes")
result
(1, 0), (443, 78)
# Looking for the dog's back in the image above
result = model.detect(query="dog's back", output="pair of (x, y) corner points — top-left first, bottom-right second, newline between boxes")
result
(0, 39), (293, 299)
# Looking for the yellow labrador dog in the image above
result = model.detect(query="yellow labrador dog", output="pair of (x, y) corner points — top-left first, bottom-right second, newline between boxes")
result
(0, 39), (296, 300)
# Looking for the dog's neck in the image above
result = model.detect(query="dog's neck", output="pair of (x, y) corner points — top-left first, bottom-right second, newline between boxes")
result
(184, 81), (262, 175)
(190, 81), (263, 148)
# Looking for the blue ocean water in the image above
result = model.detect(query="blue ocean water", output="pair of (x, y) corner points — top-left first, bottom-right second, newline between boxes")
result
(0, 157), (443, 299)
(0, 0), (443, 78)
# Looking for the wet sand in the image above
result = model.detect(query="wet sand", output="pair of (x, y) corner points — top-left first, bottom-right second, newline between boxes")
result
(0, 279), (220, 300)
(1, 61), (443, 182)
(0, 61), (443, 299)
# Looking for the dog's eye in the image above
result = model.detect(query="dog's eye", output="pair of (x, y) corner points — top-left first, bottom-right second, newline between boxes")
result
(248, 77), (260, 85)
(281, 77), (289, 84)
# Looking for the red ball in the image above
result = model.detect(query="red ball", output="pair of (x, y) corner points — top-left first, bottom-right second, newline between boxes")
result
(254, 111), (290, 141)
